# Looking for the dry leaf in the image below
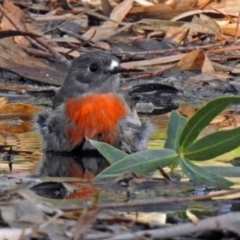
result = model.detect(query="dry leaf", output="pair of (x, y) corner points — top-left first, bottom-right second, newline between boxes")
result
(218, 21), (240, 37)
(0, 98), (8, 108)
(1, 0), (30, 48)
(134, 19), (184, 32)
(0, 38), (66, 85)
(0, 103), (41, 117)
(0, 121), (35, 134)
(54, 47), (81, 58)
(209, 0), (240, 17)
(176, 49), (214, 73)
(129, 0), (199, 19)
(121, 53), (185, 68)
(129, 0), (240, 19)
(0, 133), (6, 145)
(164, 26), (190, 44)
(182, 14), (225, 40)
(83, 0), (134, 41)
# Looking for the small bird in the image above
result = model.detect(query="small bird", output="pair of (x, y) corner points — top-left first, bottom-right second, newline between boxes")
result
(34, 52), (154, 153)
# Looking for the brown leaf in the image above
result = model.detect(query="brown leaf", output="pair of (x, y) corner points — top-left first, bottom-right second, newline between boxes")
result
(0, 121), (34, 134)
(0, 132), (6, 145)
(182, 14), (225, 40)
(0, 103), (42, 119)
(176, 49), (214, 73)
(0, 38), (66, 85)
(129, 0), (199, 19)
(0, 102), (42, 135)
(0, 132), (41, 152)
(202, 55), (215, 73)
(1, 0), (30, 48)
(0, 98), (8, 108)
(0, 30), (40, 39)
(83, 0), (134, 41)
(134, 19), (184, 32)
(164, 26), (190, 44)
(121, 53), (185, 68)
(101, 0), (112, 16)
(218, 21), (240, 37)
(209, 0), (240, 17)
(129, 0), (240, 19)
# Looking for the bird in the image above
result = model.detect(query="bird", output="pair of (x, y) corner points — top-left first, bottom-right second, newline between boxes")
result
(34, 51), (154, 153)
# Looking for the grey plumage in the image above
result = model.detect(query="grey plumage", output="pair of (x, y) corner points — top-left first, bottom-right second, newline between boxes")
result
(34, 51), (154, 153)
(53, 52), (121, 109)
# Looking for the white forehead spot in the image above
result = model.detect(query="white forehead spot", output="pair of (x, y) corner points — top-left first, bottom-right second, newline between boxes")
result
(109, 60), (119, 70)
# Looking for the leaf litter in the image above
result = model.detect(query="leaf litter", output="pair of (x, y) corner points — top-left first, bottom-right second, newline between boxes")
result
(0, 0), (240, 239)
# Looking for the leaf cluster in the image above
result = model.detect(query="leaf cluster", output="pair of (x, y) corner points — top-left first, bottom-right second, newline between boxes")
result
(91, 96), (240, 187)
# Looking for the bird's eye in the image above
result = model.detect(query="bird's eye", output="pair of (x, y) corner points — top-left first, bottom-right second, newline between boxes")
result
(89, 64), (98, 72)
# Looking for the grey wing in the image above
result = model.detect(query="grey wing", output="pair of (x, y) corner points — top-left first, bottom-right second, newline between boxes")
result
(118, 110), (154, 153)
(33, 107), (73, 152)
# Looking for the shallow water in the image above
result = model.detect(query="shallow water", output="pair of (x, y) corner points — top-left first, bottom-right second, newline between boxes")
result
(1, 89), (240, 219)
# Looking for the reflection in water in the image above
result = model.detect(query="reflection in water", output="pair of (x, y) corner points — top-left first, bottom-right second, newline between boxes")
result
(129, 83), (179, 115)
(37, 149), (109, 178)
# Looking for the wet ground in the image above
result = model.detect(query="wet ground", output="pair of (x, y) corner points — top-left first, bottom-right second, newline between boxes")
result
(1, 68), (240, 239)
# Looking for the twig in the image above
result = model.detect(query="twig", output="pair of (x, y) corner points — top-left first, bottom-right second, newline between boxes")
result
(234, 8), (240, 44)
(113, 42), (225, 58)
(58, 27), (101, 48)
(103, 212), (240, 240)
(62, 189), (240, 211)
(34, 13), (74, 22)
(124, 65), (175, 82)
(0, 5), (70, 66)
(72, 7), (131, 26)
(38, 211), (63, 230)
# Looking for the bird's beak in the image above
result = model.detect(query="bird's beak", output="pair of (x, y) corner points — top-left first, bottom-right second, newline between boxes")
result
(110, 66), (129, 74)
(110, 66), (144, 74)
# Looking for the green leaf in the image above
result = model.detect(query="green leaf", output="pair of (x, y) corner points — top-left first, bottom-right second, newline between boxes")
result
(164, 111), (187, 152)
(183, 127), (240, 160)
(179, 96), (240, 149)
(97, 149), (178, 175)
(204, 166), (240, 178)
(179, 157), (233, 187)
(89, 140), (127, 164)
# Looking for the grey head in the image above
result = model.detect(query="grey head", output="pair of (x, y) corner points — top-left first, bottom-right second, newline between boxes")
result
(53, 51), (127, 109)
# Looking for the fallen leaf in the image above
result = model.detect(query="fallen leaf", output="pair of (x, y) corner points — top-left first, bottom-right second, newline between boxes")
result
(182, 14), (225, 40)
(0, 132), (6, 145)
(176, 49), (214, 73)
(0, 38), (67, 85)
(121, 53), (185, 68)
(0, 98), (8, 108)
(0, 103), (42, 119)
(129, 0), (199, 19)
(1, 0), (30, 48)
(0, 121), (34, 134)
(83, 0), (134, 41)
(218, 21), (240, 37)
(129, 0), (240, 19)
(164, 26), (190, 44)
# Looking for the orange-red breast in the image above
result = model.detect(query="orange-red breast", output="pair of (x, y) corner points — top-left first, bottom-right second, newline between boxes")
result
(34, 52), (154, 153)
